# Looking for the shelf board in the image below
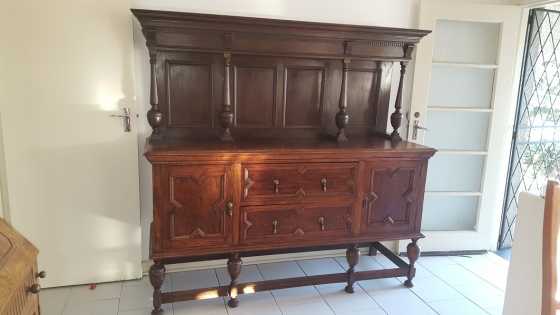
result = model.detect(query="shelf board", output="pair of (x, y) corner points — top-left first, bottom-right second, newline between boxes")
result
(425, 191), (483, 197)
(428, 106), (493, 113)
(432, 61), (499, 69)
(436, 150), (488, 155)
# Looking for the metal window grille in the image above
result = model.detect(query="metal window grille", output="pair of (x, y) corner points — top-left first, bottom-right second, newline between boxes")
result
(498, 8), (560, 249)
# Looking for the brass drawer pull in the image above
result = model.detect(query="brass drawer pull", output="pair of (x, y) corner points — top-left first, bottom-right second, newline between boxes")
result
(385, 216), (395, 225)
(321, 178), (327, 192)
(28, 283), (41, 294)
(318, 216), (326, 231)
(272, 219), (279, 234)
(273, 179), (280, 194)
(36, 271), (47, 279)
(225, 201), (233, 217)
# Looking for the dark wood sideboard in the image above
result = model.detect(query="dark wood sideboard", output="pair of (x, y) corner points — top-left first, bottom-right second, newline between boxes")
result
(132, 9), (435, 314)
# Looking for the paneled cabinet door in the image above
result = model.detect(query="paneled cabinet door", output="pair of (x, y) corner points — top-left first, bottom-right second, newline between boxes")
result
(162, 165), (234, 250)
(361, 161), (425, 235)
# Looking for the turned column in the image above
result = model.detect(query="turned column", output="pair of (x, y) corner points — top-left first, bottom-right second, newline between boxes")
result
(344, 244), (360, 293)
(390, 61), (407, 142)
(220, 53), (234, 141)
(227, 253), (242, 307)
(404, 238), (420, 288)
(390, 44), (415, 142)
(147, 52), (163, 137)
(336, 58), (351, 142)
(149, 262), (166, 315)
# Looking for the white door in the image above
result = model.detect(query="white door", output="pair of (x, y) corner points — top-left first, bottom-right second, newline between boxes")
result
(0, 0), (142, 287)
(404, 0), (523, 252)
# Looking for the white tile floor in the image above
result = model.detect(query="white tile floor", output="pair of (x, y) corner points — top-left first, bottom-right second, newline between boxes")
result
(39, 253), (510, 315)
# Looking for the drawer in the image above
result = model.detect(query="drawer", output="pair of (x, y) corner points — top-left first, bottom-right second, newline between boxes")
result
(240, 204), (352, 244)
(242, 163), (356, 204)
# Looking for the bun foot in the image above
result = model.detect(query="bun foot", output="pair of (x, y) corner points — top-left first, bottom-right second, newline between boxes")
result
(151, 309), (164, 315)
(228, 298), (239, 308)
(344, 285), (354, 293)
(404, 279), (413, 288)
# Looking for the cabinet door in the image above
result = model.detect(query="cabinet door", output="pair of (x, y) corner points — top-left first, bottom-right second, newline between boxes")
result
(161, 165), (234, 250)
(361, 161), (426, 236)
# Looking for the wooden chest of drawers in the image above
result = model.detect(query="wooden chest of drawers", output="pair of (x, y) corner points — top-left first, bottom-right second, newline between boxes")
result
(0, 218), (44, 315)
(145, 138), (435, 312)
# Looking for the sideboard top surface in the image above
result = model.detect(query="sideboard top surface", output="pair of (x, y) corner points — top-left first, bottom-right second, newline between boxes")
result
(145, 136), (436, 162)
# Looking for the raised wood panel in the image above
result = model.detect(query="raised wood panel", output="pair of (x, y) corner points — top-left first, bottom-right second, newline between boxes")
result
(347, 69), (378, 127)
(233, 65), (277, 128)
(283, 67), (325, 128)
(166, 61), (213, 127)
(362, 161), (421, 234)
(163, 165), (233, 249)
(240, 204), (352, 244)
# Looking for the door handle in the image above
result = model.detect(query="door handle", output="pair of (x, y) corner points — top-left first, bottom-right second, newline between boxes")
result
(110, 107), (132, 132)
(412, 112), (428, 140)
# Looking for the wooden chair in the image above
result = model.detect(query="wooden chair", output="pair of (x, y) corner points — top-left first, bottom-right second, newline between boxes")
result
(543, 180), (560, 315)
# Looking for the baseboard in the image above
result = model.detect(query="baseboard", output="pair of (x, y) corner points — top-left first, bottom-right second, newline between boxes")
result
(397, 249), (488, 257)
(142, 242), (397, 275)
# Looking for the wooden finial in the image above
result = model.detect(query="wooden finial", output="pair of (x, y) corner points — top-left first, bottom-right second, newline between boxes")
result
(220, 53), (234, 142)
(336, 58), (351, 142)
(390, 61), (407, 142)
(147, 52), (163, 137)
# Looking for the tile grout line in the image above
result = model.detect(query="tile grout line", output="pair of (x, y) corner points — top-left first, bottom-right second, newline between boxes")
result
(415, 258), (494, 315)
(295, 258), (337, 315)
(255, 263), (286, 315)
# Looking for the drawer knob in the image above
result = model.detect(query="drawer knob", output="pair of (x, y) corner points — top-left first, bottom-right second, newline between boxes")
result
(385, 216), (395, 225)
(28, 284), (41, 294)
(36, 271), (47, 279)
(225, 201), (234, 217)
(320, 178), (327, 192)
(318, 216), (326, 231)
(272, 219), (279, 234)
(272, 179), (280, 194)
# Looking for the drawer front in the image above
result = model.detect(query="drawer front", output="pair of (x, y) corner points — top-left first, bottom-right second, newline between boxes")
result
(240, 204), (352, 244)
(242, 163), (356, 204)
(361, 160), (426, 235)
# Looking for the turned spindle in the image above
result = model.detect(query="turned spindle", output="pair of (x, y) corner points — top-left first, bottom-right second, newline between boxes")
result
(227, 253), (242, 307)
(344, 244), (360, 293)
(390, 44), (415, 142)
(149, 262), (166, 315)
(147, 52), (163, 137)
(336, 58), (351, 142)
(220, 53), (234, 142)
(404, 238), (420, 288)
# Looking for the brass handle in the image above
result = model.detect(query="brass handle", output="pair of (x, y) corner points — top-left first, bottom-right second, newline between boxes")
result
(272, 219), (278, 234)
(226, 201), (233, 217)
(28, 284), (41, 294)
(318, 216), (326, 231)
(273, 179), (280, 194)
(36, 271), (47, 279)
(385, 216), (395, 225)
(320, 178), (327, 192)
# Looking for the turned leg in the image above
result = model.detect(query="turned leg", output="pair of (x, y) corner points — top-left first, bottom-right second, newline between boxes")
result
(368, 243), (378, 256)
(404, 238), (420, 288)
(344, 244), (360, 293)
(149, 262), (166, 315)
(227, 253), (242, 308)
